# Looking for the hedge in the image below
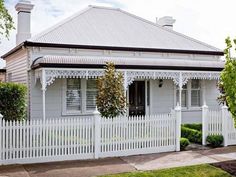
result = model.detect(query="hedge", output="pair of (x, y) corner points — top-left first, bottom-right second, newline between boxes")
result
(180, 137), (190, 150)
(206, 135), (224, 147)
(0, 82), (27, 121)
(182, 124), (202, 132)
(181, 126), (202, 144)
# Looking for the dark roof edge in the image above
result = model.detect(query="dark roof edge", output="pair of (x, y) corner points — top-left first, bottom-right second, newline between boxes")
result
(0, 68), (6, 72)
(2, 41), (224, 58)
(32, 63), (223, 72)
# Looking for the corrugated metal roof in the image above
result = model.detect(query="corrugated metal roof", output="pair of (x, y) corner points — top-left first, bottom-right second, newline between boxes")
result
(29, 6), (221, 52)
(32, 55), (225, 69)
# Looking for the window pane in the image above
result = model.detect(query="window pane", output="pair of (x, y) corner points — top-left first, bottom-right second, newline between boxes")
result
(182, 84), (187, 89)
(191, 90), (200, 106)
(176, 90), (187, 107)
(86, 79), (97, 111)
(66, 79), (81, 111)
(191, 80), (200, 89)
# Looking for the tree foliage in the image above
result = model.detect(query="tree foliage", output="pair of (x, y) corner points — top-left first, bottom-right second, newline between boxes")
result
(218, 37), (236, 124)
(0, 0), (14, 40)
(96, 62), (126, 118)
(0, 82), (27, 121)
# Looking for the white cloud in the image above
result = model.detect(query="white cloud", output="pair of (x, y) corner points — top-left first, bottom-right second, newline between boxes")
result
(1, 0), (236, 68)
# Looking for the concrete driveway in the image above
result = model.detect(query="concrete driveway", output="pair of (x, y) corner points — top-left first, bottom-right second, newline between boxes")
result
(1, 146), (236, 177)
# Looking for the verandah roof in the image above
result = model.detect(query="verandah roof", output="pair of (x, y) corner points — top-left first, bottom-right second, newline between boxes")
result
(32, 55), (225, 71)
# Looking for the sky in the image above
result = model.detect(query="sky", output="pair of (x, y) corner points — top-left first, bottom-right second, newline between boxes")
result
(1, 0), (236, 68)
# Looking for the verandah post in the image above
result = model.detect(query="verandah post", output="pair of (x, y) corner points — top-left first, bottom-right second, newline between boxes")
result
(94, 108), (101, 159)
(202, 103), (208, 145)
(221, 105), (228, 147)
(175, 104), (181, 151)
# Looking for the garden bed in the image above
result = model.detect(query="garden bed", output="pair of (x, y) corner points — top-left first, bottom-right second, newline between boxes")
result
(212, 160), (236, 177)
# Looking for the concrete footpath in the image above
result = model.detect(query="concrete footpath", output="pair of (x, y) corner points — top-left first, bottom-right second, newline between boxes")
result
(1, 146), (236, 177)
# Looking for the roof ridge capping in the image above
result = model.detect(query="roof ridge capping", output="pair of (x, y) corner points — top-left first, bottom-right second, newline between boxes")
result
(30, 5), (122, 42)
(29, 5), (93, 41)
(88, 5), (121, 10)
(30, 5), (222, 53)
(117, 9), (222, 52)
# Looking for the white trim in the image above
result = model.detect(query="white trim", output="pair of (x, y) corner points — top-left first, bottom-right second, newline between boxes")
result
(62, 78), (82, 116)
(174, 79), (202, 110)
(62, 78), (98, 116)
(81, 78), (86, 113)
(35, 67), (221, 91)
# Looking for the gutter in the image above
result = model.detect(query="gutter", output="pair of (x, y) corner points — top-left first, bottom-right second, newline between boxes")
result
(1, 41), (224, 59)
(31, 63), (224, 72)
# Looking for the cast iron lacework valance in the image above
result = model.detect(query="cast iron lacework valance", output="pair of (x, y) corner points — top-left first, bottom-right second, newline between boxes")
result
(35, 68), (221, 90)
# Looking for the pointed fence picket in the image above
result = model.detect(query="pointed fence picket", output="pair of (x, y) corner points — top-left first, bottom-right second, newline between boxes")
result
(202, 105), (236, 146)
(0, 112), (179, 165)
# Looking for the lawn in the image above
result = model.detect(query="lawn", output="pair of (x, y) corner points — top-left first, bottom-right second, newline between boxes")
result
(100, 164), (232, 177)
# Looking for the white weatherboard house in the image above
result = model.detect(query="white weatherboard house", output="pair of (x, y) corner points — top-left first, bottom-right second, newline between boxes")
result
(2, 1), (224, 123)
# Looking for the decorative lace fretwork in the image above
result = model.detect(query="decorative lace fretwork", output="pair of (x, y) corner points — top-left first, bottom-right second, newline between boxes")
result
(36, 68), (221, 90)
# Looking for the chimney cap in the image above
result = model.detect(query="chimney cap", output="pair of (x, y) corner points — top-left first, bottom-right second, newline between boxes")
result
(15, 0), (34, 13)
(156, 16), (176, 29)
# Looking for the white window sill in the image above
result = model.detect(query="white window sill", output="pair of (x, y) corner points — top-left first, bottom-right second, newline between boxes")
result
(181, 107), (201, 112)
(62, 111), (97, 116)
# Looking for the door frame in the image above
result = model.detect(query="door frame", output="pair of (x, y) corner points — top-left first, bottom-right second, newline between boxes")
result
(127, 79), (149, 116)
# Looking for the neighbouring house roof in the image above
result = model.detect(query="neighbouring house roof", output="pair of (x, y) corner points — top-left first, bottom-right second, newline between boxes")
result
(2, 6), (224, 58)
(32, 55), (225, 71)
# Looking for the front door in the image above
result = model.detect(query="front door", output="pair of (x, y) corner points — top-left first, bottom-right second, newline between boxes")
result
(129, 81), (145, 116)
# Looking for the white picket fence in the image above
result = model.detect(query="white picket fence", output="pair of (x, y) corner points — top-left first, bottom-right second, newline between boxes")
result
(202, 105), (236, 146)
(0, 109), (181, 165)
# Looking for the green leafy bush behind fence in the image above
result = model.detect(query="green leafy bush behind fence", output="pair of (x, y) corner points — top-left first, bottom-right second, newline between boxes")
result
(0, 82), (27, 121)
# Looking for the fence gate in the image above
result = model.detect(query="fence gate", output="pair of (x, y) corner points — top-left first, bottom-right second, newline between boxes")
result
(0, 110), (180, 165)
(202, 105), (236, 146)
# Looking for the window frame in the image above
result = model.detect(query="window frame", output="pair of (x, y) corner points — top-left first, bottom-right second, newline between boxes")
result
(175, 79), (202, 110)
(86, 79), (98, 113)
(62, 78), (98, 116)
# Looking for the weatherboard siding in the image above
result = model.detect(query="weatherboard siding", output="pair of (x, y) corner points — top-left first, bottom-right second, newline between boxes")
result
(205, 80), (220, 108)
(5, 49), (28, 84)
(30, 76), (219, 123)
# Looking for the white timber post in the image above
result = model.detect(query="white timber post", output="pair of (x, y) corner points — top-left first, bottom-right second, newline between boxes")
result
(221, 105), (228, 147)
(202, 103), (208, 145)
(175, 104), (181, 151)
(123, 71), (128, 115)
(0, 113), (2, 165)
(178, 73), (183, 108)
(42, 69), (46, 121)
(94, 107), (101, 159)
(201, 80), (206, 105)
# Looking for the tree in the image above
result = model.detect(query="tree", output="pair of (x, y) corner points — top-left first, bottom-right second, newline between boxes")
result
(0, 0), (14, 40)
(218, 37), (236, 125)
(96, 62), (126, 118)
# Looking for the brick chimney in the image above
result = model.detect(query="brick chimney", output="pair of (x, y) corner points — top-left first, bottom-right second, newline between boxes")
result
(156, 16), (176, 30)
(15, 0), (34, 45)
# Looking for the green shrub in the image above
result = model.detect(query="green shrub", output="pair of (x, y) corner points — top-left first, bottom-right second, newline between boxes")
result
(97, 62), (126, 118)
(0, 82), (27, 121)
(181, 126), (202, 144)
(182, 124), (202, 132)
(206, 135), (224, 147)
(180, 137), (190, 150)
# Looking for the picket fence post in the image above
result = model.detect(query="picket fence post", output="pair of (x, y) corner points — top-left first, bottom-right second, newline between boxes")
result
(202, 104), (208, 145)
(175, 105), (181, 152)
(0, 113), (3, 165)
(221, 105), (228, 147)
(94, 108), (101, 159)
